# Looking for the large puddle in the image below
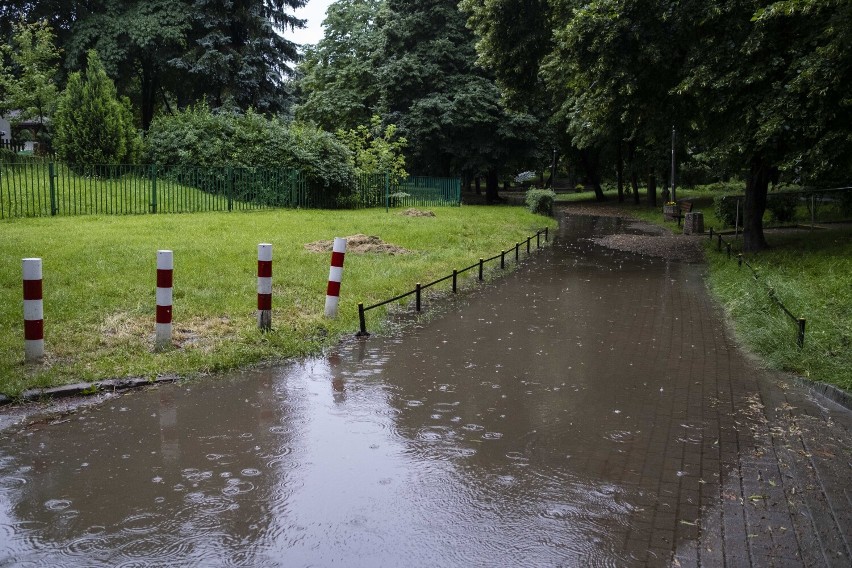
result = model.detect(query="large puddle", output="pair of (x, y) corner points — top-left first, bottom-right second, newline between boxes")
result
(1, 213), (742, 566)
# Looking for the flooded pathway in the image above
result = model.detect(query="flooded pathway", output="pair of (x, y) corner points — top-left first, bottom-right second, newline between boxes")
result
(1, 213), (850, 567)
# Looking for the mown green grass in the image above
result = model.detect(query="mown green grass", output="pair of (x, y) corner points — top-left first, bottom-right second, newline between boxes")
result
(1, 207), (556, 395)
(704, 229), (852, 391)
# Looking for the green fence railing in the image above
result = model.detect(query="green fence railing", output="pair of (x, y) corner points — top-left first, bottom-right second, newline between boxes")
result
(0, 162), (462, 219)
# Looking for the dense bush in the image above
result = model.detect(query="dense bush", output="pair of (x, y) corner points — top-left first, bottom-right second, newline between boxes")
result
(52, 51), (141, 168)
(146, 104), (357, 206)
(766, 192), (800, 223)
(713, 194), (740, 227)
(526, 188), (556, 215)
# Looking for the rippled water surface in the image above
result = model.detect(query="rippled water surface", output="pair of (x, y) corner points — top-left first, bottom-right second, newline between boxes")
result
(1, 214), (720, 566)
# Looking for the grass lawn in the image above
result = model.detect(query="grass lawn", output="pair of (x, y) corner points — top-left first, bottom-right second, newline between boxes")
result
(556, 189), (851, 391)
(1, 207), (556, 396)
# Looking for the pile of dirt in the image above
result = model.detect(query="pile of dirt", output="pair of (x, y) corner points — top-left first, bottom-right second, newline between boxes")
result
(304, 234), (410, 255)
(591, 233), (705, 263)
(400, 208), (435, 217)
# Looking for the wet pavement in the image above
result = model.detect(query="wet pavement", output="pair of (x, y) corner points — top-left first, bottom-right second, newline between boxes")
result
(0, 212), (850, 567)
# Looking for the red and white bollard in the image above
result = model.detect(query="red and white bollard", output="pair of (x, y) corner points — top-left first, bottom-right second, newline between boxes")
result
(324, 237), (347, 318)
(257, 243), (272, 331)
(156, 250), (173, 350)
(22, 258), (44, 362)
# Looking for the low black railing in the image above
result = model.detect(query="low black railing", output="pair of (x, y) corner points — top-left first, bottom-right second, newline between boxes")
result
(357, 228), (550, 336)
(708, 227), (806, 347)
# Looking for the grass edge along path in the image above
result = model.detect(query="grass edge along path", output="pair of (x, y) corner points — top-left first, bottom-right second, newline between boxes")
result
(1, 207), (557, 397)
(555, 194), (851, 392)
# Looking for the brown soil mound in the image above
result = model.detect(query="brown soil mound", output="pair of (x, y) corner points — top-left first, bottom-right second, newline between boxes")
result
(304, 234), (410, 255)
(400, 208), (435, 217)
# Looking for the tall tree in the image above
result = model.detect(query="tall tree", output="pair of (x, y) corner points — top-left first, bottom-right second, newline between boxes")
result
(296, 0), (384, 131)
(376, 0), (539, 199)
(0, 18), (61, 129)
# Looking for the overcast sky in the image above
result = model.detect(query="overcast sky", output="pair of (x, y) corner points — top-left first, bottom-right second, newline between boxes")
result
(289, 0), (335, 46)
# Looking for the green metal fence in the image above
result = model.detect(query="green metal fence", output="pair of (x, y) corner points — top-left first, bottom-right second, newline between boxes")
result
(0, 162), (461, 219)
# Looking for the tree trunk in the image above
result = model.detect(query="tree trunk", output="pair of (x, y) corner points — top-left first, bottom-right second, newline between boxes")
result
(616, 142), (625, 203)
(579, 148), (606, 202)
(485, 170), (500, 204)
(631, 171), (640, 205)
(140, 62), (158, 131)
(743, 156), (772, 252)
(648, 174), (657, 207)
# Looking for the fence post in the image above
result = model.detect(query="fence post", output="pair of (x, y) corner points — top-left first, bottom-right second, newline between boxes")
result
(416, 283), (421, 312)
(155, 250), (173, 350)
(527, 237), (531, 255)
(537, 231), (541, 249)
(479, 258), (484, 281)
(726, 242), (731, 259)
(452, 269), (458, 293)
(257, 243), (272, 332)
(48, 163), (57, 216)
(325, 237), (347, 318)
(22, 258), (44, 362)
(738, 253), (743, 268)
(357, 303), (369, 336)
(150, 164), (158, 214)
(545, 227), (549, 242)
(797, 318), (806, 348)
(227, 166), (234, 212)
(709, 227), (713, 240)
(717, 234), (722, 251)
(515, 242), (520, 263)
(501, 250), (505, 269)
(385, 172), (390, 213)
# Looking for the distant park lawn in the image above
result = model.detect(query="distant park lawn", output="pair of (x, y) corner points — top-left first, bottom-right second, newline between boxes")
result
(1, 207), (556, 396)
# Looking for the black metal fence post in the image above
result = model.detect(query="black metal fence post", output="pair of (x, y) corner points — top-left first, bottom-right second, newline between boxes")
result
(717, 234), (722, 251)
(797, 318), (806, 348)
(726, 242), (731, 259)
(709, 227), (714, 240)
(357, 303), (369, 336)
(536, 231), (541, 249)
(416, 283), (421, 311)
(452, 270), (457, 293)
(545, 227), (549, 242)
(526, 237), (531, 254)
(515, 243), (520, 263)
(478, 259), (484, 281)
(500, 250), (505, 269)
(738, 253), (743, 268)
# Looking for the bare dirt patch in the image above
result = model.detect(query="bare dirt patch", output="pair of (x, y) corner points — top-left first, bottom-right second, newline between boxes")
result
(400, 208), (436, 217)
(591, 233), (705, 263)
(304, 234), (410, 255)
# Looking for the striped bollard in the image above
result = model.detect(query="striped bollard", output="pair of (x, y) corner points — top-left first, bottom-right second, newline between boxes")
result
(22, 258), (44, 362)
(257, 243), (272, 331)
(156, 250), (173, 351)
(324, 237), (347, 318)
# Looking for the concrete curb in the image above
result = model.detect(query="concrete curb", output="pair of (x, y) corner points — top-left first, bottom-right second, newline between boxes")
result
(793, 377), (852, 411)
(0, 375), (179, 407)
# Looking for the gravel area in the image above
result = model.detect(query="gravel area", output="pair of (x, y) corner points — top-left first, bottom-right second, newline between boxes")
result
(560, 203), (707, 263)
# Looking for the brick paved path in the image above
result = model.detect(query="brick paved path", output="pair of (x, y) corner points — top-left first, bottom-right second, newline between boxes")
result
(553, 213), (851, 567)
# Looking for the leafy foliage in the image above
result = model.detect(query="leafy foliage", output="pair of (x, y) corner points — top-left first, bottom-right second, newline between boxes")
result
(525, 188), (556, 216)
(336, 115), (407, 183)
(0, 19), (61, 131)
(52, 51), (142, 167)
(146, 103), (357, 200)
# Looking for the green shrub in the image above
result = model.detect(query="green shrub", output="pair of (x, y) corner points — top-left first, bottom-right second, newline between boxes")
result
(52, 51), (141, 169)
(766, 192), (799, 223)
(146, 104), (357, 206)
(526, 188), (556, 215)
(713, 194), (741, 227)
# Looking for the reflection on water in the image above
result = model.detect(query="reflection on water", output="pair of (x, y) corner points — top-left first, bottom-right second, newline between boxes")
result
(1, 213), (739, 566)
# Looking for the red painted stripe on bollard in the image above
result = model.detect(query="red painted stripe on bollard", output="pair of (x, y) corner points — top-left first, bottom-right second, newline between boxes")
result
(258, 293), (272, 310)
(330, 251), (345, 268)
(157, 269), (173, 288)
(23, 280), (42, 300)
(326, 281), (341, 297)
(156, 305), (172, 324)
(24, 319), (44, 340)
(258, 260), (272, 278)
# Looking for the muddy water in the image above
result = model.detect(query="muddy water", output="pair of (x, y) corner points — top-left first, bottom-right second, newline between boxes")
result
(1, 214), (734, 566)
